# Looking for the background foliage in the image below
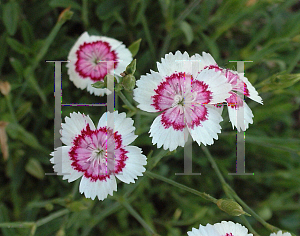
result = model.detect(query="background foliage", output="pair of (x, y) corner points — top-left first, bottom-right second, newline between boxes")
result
(0, 0), (300, 235)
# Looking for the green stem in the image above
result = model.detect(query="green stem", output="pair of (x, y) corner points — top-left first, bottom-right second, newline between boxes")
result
(148, 149), (169, 170)
(120, 198), (157, 235)
(226, 184), (282, 233)
(30, 9), (73, 72)
(240, 215), (260, 236)
(82, 202), (121, 236)
(174, 0), (201, 24)
(145, 171), (218, 203)
(0, 222), (35, 228)
(82, 0), (89, 28)
(24, 8), (73, 103)
(36, 209), (69, 227)
(201, 146), (227, 186)
(202, 146), (292, 235)
(116, 91), (137, 112)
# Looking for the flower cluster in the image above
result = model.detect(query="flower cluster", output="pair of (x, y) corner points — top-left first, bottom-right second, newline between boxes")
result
(49, 32), (281, 236)
(134, 51), (263, 150)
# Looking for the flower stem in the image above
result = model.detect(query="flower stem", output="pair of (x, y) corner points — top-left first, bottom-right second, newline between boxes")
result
(82, 0), (89, 28)
(120, 198), (158, 235)
(0, 209), (69, 236)
(35, 209), (69, 227)
(240, 215), (260, 236)
(201, 146), (227, 186)
(201, 146), (293, 235)
(145, 171), (218, 203)
(116, 91), (137, 112)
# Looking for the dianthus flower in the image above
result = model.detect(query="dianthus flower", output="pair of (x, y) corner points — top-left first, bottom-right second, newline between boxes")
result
(192, 52), (263, 131)
(134, 51), (232, 151)
(67, 32), (132, 96)
(187, 221), (253, 236)
(50, 111), (146, 200)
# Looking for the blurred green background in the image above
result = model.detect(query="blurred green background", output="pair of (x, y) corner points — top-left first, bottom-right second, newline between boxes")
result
(0, 0), (300, 235)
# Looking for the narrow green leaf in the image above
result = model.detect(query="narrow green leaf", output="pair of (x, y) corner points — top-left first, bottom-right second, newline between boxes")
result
(16, 102), (32, 121)
(24, 68), (47, 104)
(96, 0), (124, 20)
(20, 20), (35, 46)
(0, 33), (8, 73)
(128, 39), (142, 57)
(199, 32), (219, 61)
(3, 2), (19, 36)
(25, 158), (44, 179)
(179, 21), (194, 45)
(6, 123), (43, 150)
(6, 37), (31, 56)
(9, 58), (24, 81)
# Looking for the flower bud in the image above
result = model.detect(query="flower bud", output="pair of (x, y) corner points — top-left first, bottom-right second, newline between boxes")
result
(0, 81), (11, 96)
(125, 59), (136, 75)
(217, 199), (250, 216)
(122, 74), (136, 91)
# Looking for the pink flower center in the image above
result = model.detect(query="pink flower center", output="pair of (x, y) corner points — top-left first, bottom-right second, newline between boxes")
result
(69, 124), (128, 181)
(151, 72), (212, 130)
(75, 41), (118, 82)
(223, 234), (234, 236)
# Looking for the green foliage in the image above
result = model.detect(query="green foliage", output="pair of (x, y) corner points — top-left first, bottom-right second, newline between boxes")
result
(0, 0), (300, 235)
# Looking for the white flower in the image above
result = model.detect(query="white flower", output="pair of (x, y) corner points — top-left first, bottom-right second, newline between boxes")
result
(187, 221), (253, 236)
(67, 32), (132, 96)
(192, 52), (263, 131)
(133, 51), (232, 151)
(270, 231), (292, 236)
(50, 111), (146, 201)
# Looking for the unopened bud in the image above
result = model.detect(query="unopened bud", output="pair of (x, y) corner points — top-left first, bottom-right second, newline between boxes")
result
(125, 59), (136, 75)
(122, 74), (136, 91)
(0, 81), (11, 96)
(217, 199), (250, 216)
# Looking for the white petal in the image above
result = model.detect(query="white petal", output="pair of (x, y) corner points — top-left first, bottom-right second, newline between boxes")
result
(50, 146), (83, 182)
(156, 51), (190, 77)
(79, 175), (117, 201)
(270, 231), (292, 236)
(214, 221), (253, 236)
(61, 112), (95, 146)
(194, 69), (232, 104)
(134, 71), (165, 112)
(239, 73), (263, 104)
(149, 114), (189, 151)
(187, 223), (219, 236)
(97, 111), (138, 146)
(189, 105), (223, 146)
(190, 52), (217, 72)
(116, 146), (147, 184)
(227, 101), (253, 132)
